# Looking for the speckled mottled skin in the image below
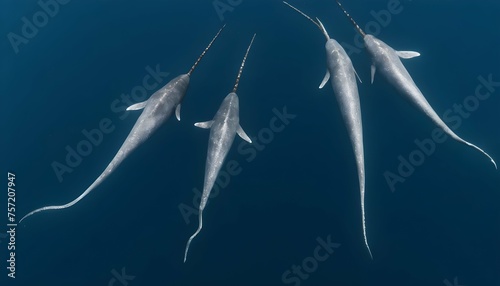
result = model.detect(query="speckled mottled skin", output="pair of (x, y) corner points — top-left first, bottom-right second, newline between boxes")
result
(364, 35), (496, 168)
(19, 74), (190, 223)
(20, 26), (225, 223)
(283, 1), (372, 258)
(324, 38), (370, 258)
(184, 34), (255, 262)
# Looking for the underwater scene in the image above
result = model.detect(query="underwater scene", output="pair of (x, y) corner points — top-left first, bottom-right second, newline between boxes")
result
(1, 0), (500, 285)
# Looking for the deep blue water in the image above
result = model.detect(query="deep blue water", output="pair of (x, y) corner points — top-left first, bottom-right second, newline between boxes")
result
(2, 0), (500, 285)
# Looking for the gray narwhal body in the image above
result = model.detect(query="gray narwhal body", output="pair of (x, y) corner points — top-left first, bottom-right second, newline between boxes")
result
(184, 34), (256, 262)
(336, 0), (496, 169)
(284, 2), (372, 258)
(20, 26), (226, 223)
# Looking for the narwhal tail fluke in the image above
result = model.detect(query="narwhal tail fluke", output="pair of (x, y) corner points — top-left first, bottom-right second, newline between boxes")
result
(443, 126), (497, 169)
(459, 139), (497, 169)
(361, 200), (373, 260)
(357, 167), (373, 259)
(184, 209), (204, 263)
(19, 181), (100, 223)
(19, 151), (128, 224)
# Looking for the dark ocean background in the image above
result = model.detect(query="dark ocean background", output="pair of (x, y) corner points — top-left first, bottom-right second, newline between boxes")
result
(1, 0), (500, 285)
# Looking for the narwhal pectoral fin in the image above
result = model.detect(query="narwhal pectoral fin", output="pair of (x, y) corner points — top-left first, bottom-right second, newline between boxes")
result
(237, 125), (252, 143)
(319, 69), (330, 89)
(175, 104), (182, 121)
(194, 120), (214, 129)
(126, 101), (147, 111)
(370, 64), (376, 84)
(396, 51), (420, 59)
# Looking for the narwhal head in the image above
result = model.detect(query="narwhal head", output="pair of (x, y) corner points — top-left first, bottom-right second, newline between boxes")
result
(164, 25), (223, 105)
(222, 92), (239, 109)
(148, 72), (190, 106)
(363, 34), (394, 59)
(335, 1), (385, 58)
(218, 34), (256, 121)
(325, 38), (345, 56)
(363, 34), (377, 46)
(171, 73), (191, 102)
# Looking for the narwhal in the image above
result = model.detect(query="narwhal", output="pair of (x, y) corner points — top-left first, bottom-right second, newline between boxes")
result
(335, 0), (497, 169)
(284, 2), (373, 259)
(19, 26), (226, 223)
(183, 34), (255, 262)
